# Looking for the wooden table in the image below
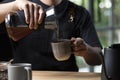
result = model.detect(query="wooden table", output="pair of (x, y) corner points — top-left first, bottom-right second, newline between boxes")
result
(32, 71), (101, 80)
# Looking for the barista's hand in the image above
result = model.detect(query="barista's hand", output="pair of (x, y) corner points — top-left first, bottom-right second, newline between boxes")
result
(15, 0), (45, 29)
(71, 37), (88, 56)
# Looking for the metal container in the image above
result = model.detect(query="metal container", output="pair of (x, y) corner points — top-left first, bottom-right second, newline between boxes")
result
(101, 44), (120, 80)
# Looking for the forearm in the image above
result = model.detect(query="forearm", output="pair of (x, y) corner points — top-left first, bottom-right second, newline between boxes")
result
(81, 44), (102, 65)
(0, 1), (18, 23)
(71, 37), (102, 65)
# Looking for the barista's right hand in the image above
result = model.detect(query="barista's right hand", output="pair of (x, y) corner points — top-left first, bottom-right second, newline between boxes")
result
(15, 0), (45, 29)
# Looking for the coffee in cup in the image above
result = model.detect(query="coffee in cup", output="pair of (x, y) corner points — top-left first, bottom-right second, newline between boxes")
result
(51, 39), (72, 61)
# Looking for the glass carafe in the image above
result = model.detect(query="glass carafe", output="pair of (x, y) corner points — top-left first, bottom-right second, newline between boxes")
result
(5, 6), (57, 41)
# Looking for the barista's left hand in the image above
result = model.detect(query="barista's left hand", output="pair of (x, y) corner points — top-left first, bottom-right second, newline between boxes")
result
(71, 37), (88, 56)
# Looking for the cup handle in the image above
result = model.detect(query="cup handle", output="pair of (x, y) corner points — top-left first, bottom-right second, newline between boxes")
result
(24, 67), (32, 80)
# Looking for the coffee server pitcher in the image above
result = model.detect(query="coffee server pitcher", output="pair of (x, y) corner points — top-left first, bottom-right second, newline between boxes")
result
(5, 6), (57, 41)
(101, 44), (120, 80)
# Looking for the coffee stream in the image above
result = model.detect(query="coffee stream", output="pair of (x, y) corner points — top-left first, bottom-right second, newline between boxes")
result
(54, 20), (60, 41)
(45, 6), (60, 41)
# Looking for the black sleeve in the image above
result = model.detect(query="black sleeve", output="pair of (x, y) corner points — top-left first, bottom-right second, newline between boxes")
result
(75, 7), (102, 48)
(1, 0), (13, 3)
(0, 0), (14, 61)
(0, 22), (13, 61)
(0, 0), (4, 2)
(0, 0), (19, 61)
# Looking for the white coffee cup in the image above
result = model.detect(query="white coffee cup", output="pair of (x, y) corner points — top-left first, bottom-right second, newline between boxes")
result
(8, 63), (32, 80)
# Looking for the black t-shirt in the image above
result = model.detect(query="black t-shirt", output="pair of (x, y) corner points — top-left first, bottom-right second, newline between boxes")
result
(1, 0), (102, 71)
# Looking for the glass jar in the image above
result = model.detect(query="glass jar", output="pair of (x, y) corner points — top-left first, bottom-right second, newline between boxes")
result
(5, 6), (57, 41)
(5, 11), (33, 41)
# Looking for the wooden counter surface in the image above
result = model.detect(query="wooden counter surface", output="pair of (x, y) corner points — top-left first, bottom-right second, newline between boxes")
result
(32, 71), (101, 80)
